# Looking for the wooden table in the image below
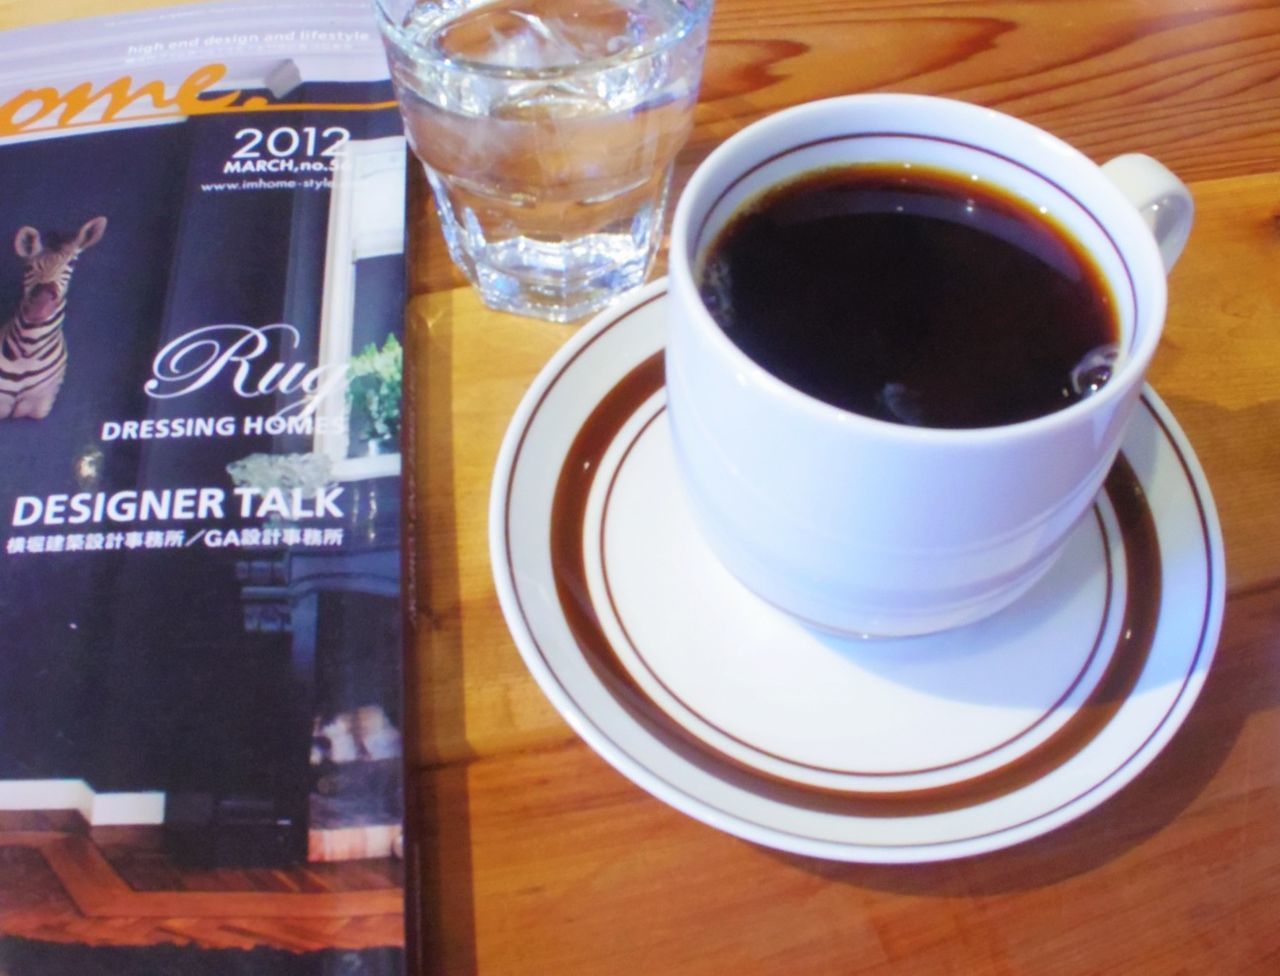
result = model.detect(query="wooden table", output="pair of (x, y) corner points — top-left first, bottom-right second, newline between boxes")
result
(5, 0), (1275, 972)
(404, 2), (1280, 974)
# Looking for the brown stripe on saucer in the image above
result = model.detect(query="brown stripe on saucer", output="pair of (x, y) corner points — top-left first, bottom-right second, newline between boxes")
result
(542, 350), (1162, 818)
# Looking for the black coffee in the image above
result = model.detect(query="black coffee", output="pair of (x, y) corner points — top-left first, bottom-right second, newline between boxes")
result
(698, 164), (1119, 428)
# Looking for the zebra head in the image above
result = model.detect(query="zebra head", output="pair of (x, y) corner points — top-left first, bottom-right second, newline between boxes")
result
(13, 216), (107, 326)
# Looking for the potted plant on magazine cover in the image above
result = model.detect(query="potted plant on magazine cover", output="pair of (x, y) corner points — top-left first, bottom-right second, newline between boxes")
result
(346, 333), (402, 457)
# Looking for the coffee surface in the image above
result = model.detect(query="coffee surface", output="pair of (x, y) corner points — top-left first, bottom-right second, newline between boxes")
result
(698, 164), (1118, 428)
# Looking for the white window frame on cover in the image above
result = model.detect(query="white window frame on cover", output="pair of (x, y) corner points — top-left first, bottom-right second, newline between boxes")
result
(313, 134), (406, 482)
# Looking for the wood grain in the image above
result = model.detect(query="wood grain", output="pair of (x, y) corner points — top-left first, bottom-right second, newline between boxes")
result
(1154, 173), (1280, 595)
(416, 580), (1280, 975)
(694, 0), (1280, 183)
(405, 3), (1280, 972)
(0, 827), (404, 949)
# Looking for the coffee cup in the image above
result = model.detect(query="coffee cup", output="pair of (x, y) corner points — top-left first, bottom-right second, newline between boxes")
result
(666, 94), (1193, 637)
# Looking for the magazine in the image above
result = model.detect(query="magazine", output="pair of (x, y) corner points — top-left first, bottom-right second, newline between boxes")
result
(0, 2), (409, 972)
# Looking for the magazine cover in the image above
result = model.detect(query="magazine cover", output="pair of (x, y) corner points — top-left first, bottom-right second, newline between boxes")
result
(0, 2), (409, 972)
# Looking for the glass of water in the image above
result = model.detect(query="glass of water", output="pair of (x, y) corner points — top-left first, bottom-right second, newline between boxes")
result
(374, 0), (714, 323)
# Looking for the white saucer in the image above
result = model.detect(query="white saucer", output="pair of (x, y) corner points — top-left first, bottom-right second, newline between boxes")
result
(490, 280), (1225, 863)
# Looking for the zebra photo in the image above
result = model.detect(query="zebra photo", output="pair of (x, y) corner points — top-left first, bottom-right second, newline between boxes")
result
(0, 215), (107, 421)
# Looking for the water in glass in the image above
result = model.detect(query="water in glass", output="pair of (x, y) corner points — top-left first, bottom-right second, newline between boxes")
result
(381, 0), (710, 321)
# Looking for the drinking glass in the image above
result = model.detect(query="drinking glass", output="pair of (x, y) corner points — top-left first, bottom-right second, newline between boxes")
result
(374, 0), (714, 322)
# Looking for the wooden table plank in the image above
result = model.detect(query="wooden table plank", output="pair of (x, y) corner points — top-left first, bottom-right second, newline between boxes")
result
(416, 582), (1280, 975)
(692, 0), (1280, 182)
(1153, 172), (1280, 595)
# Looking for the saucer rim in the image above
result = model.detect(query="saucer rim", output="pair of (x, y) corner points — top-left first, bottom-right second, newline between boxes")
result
(489, 278), (1226, 863)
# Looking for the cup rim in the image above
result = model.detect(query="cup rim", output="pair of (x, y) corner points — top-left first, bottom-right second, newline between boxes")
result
(669, 93), (1170, 444)
(372, 0), (714, 82)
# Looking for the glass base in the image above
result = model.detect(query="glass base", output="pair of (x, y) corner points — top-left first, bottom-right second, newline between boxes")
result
(426, 165), (670, 323)
(468, 233), (655, 323)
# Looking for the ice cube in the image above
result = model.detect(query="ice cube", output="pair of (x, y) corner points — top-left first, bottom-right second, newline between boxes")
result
(433, 0), (641, 70)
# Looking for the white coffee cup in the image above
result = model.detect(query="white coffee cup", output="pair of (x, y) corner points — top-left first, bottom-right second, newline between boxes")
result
(666, 94), (1193, 637)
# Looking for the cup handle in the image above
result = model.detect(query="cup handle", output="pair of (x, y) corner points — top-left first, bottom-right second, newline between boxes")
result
(1100, 154), (1194, 273)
